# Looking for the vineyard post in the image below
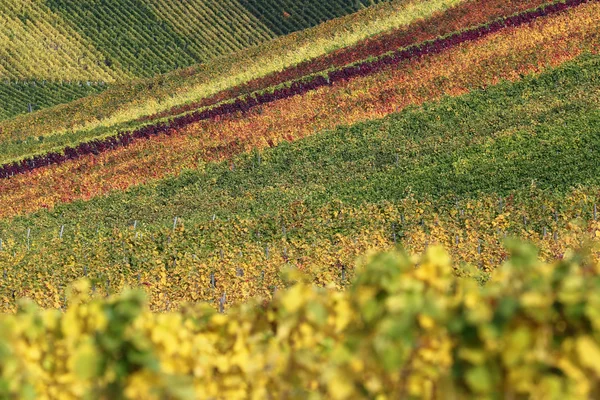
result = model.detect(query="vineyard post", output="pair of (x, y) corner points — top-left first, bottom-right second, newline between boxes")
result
(478, 239), (483, 269)
(173, 217), (178, 230)
(59, 225), (64, 239)
(0, 238), (2, 252)
(594, 204), (597, 221)
(341, 264), (347, 283)
(60, 284), (66, 311)
(26, 228), (31, 251)
(83, 266), (87, 277)
(543, 227), (547, 239)
(210, 272), (216, 289)
(219, 292), (226, 313)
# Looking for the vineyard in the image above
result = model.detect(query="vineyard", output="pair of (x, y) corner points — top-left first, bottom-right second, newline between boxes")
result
(0, 0), (393, 120)
(0, 0), (457, 135)
(0, 81), (106, 121)
(1, 0), (600, 398)
(3, 246), (600, 398)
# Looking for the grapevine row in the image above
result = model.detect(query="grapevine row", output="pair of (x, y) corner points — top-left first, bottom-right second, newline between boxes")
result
(139, 0), (551, 123)
(1, 54), (599, 310)
(0, 81), (106, 121)
(0, 0), (457, 141)
(1, 189), (599, 313)
(0, 0), (592, 180)
(0, 0), (598, 219)
(2, 245), (600, 398)
(240, 0), (389, 35)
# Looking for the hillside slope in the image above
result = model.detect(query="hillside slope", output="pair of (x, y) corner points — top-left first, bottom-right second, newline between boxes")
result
(0, 0), (549, 147)
(0, 0), (391, 119)
(2, 1), (600, 397)
(1, 0), (597, 205)
(2, 53), (599, 310)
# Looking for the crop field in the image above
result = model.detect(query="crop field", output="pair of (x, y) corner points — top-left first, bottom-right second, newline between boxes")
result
(1, 0), (600, 398)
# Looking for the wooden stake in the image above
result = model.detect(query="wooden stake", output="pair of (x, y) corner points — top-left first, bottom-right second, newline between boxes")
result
(219, 292), (226, 313)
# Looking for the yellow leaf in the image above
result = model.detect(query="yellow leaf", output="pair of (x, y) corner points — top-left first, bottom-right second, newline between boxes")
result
(327, 370), (354, 400)
(576, 335), (600, 376)
(280, 284), (305, 313)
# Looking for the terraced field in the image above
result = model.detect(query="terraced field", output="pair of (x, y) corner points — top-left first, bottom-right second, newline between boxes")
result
(2, 0), (600, 398)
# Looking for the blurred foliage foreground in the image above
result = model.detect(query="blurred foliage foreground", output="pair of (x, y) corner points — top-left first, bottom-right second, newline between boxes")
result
(2, 241), (600, 399)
